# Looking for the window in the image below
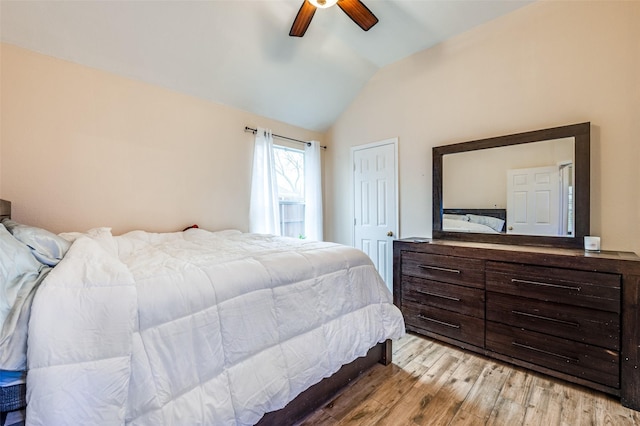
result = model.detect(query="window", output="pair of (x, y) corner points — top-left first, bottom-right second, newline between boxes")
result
(273, 145), (305, 238)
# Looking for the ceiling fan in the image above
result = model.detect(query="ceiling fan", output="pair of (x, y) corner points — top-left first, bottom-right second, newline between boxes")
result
(289, 0), (379, 37)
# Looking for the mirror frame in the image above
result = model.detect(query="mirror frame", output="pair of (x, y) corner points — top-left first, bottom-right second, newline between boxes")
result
(432, 122), (590, 248)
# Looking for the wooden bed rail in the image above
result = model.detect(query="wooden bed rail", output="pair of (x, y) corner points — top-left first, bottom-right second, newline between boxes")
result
(257, 340), (392, 425)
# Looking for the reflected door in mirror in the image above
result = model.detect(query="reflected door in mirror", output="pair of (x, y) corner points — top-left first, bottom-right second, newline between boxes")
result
(507, 164), (573, 236)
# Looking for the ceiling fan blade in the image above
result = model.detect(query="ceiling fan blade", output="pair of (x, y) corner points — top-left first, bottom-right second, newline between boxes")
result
(290, 1), (317, 37)
(337, 0), (378, 31)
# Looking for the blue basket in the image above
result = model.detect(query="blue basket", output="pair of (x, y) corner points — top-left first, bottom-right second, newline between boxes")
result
(0, 384), (26, 413)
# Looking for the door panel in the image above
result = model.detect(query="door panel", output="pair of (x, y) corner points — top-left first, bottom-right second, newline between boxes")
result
(353, 141), (397, 291)
(507, 166), (559, 236)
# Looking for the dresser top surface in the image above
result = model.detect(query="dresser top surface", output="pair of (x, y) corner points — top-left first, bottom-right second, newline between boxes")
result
(397, 238), (640, 263)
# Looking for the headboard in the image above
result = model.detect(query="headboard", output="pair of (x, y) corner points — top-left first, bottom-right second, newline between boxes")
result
(0, 199), (11, 220)
(443, 208), (506, 222)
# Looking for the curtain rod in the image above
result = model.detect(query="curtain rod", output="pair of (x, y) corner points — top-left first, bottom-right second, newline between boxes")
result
(244, 127), (327, 149)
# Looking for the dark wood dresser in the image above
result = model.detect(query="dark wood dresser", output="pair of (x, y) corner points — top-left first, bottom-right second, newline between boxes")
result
(393, 239), (640, 410)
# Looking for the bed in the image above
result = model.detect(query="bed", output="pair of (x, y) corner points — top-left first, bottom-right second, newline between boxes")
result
(0, 203), (405, 425)
(442, 208), (507, 234)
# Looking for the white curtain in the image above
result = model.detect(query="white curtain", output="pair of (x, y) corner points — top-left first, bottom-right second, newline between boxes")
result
(304, 141), (323, 241)
(250, 128), (281, 235)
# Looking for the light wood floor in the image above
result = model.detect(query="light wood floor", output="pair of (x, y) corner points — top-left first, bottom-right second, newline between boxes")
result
(299, 333), (640, 426)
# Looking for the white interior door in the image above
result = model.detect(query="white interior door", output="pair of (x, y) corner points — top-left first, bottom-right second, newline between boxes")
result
(507, 165), (560, 236)
(352, 139), (398, 291)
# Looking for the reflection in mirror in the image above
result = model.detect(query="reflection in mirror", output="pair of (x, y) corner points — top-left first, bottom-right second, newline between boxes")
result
(432, 122), (590, 249)
(443, 137), (575, 236)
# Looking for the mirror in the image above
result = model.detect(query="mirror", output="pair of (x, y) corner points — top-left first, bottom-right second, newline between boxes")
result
(433, 123), (590, 248)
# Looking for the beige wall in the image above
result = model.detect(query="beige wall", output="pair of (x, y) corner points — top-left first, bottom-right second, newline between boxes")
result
(0, 44), (3, 196)
(443, 137), (574, 209)
(0, 43), (323, 235)
(326, 1), (640, 253)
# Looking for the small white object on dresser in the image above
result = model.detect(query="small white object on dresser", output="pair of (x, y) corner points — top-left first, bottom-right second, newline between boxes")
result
(584, 235), (601, 252)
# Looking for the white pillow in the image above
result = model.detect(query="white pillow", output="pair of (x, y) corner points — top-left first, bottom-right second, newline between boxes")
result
(466, 214), (505, 233)
(58, 227), (113, 243)
(1, 219), (71, 266)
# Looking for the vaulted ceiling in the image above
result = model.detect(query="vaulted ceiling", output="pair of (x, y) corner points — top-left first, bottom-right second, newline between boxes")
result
(0, 0), (532, 132)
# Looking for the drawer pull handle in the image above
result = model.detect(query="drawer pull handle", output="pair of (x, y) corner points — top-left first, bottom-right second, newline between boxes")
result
(512, 341), (579, 363)
(419, 265), (461, 274)
(416, 289), (461, 302)
(417, 314), (460, 329)
(511, 278), (581, 292)
(511, 310), (580, 327)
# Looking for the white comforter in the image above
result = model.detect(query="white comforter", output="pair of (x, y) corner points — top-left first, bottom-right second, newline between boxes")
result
(26, 229), (405, 425)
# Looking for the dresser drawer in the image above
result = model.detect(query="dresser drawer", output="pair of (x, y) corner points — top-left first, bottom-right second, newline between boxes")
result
(486, 292), (619, 350)
(402, 251), (484, 289)
(402, 276), (484, 318)
(403, 301), (484, 348)
(486, 261), (621, 312)
(486, 321), (619, 388)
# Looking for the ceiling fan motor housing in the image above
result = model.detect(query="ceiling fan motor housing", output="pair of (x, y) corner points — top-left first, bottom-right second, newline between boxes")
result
(290, 0), (378, 37)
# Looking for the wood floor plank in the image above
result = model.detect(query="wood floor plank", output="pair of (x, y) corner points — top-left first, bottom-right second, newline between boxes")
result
(362, 344), (451, 411)
(522, 385), (555, 425)
(592, 391), (637, 426)
(458, 361), (511, 421)
(630, 407), (640, 424)
(297, 408), (337, 426)
(336, 398), (389, 426)
(447, 408), (486, 426)
(540, 384), (572, 426)
(499, 368), (535, 406)
(373, 351), (466, 426)
(320, 364), (398, 421)
(410, 353), (486, 426)
(391, 333), (416, 354)
(576, 388), (597, 424)
(323, 339), (444, 421)
(297, 334), (640, 426)
(392, 335), (434, 368)
(486, 396), (526, 426)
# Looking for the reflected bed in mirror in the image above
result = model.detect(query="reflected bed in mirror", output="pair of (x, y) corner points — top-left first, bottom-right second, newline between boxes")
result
(433, 123), (590, 248)
(443, 208), (507, 234)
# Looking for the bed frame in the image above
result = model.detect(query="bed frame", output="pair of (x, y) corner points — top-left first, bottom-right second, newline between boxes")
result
(258, 340), (392, 425)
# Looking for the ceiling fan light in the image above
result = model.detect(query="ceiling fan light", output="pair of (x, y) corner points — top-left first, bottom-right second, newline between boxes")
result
(308, 0), (339, 9)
